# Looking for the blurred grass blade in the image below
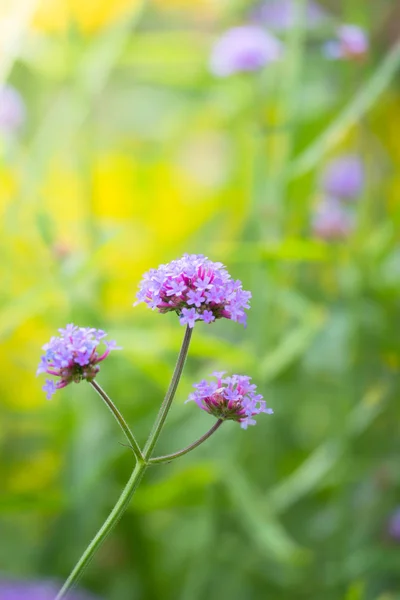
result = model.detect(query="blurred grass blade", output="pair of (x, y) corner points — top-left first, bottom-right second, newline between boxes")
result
(267, 384), (387, 512)
(259, 307), (326, 380)
(288, 43), (400, 180)
(223, 464), (307, 563)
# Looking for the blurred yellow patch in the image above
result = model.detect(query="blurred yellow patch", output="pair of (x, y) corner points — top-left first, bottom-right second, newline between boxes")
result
(33, 0), (142, 34)
(0, 317), (56, 409)
(8, 450), (60, 494)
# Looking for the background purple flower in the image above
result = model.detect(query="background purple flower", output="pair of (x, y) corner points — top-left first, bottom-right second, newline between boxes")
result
(388, 508), (400, 541)
(37, 324), (120, 399)
(324, 24), (368, 60)
(209, 26), (282, 77)
(187, 372), (272, 429)
(0, 85), (25, 135)
(252, 0), (327, 31)
(321, 155), (364, 200)
(135, 254), (251, 328)
(312, 197), (354, 240)
(0, 580), (101, 600)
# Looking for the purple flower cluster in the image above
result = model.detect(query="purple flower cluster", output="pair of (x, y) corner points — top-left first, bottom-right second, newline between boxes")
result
(209, 26), (282, 77)
(388, 507), (400, 541)
(324, 24), (368, 61)
(322, 154), (364, 200)
(312, 154), (364, 240)
(37, 324), (120, 399)
(0, 85), (25, 135)
(135, 254), (251, 328)
(253, 0), (327, 31)
(0, 579), (100, 600)
(187, 372), (272, 429)
(312, 198), (354, 241)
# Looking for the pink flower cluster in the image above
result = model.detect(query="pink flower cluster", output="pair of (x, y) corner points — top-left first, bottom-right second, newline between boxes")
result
(187, 372), (273, 429)
(37, 324), (120, 399)
(135, 254), (251, 328)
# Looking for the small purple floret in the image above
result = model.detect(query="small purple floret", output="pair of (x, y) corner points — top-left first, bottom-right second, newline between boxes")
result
(322, 154), (364, 200)
(37, 324), (120, 399)
(186, 372), (272, 429)
(209, 26), (282, 77)
(135, 254), (251, 328)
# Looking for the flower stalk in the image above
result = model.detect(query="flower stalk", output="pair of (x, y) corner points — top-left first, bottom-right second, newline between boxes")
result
(149, 419), (223, 465)
(55, 326), (193, 600)
(89, 380), (144, 464)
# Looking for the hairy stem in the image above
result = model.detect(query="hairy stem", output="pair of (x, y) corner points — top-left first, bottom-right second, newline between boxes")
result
(56, 326), (193, 598)
(90, 380), (144, 463)
(55, 461), (146, 600)
(149, 419), (223, 464)
(143, 325), (193, 459)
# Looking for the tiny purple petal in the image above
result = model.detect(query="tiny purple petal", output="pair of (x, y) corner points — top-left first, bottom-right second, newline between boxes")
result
(43, 379), (57, 400)
(180, 307), (199, 328)
(200, 310), (216, 324)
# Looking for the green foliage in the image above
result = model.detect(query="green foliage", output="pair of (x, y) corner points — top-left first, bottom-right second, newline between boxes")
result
(1, 1), (400, 599)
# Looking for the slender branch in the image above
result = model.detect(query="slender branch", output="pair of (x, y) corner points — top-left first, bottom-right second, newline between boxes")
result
(55, 461), (146, 600)
(90, 380), (144, 463)
(143, 325), (193, 460)
(149, 419), (223, 464)
(56, 326), (193, 598)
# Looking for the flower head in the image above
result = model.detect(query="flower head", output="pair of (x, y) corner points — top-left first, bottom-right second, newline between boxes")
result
(324, 24), (368, 61)
(0, 85), (25, 135)
(312, 197), (354, 240)
(0, 579), (101, 600)
(187, 372), (272, 429)
(37, 324), (120, 399)
(135, 254), (251, 328)
(321, 154), (364, 200)
(253, 0), (327, 31)
(209, 26), (282, 77)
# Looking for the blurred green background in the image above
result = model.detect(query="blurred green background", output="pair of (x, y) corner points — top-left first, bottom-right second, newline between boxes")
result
(1, 0), (400, 599)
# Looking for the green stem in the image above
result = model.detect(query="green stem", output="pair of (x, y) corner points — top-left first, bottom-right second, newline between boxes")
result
(56, 326), (193, 599)
(90, 380), (144, 463)
(55, 461), (146, 600)
(149, 419), (223, 464)
(143, 325), (193, 460)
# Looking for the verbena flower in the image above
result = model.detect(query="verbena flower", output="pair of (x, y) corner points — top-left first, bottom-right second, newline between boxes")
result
(321, 155), (364, 200)
(187, 372), (272, 429)
(388, 508), (400, 541)
(312, 197), (354, 240)
(0, 85), (25, 135)
(209, 26), (282, 77)
(0, 579), (101, 600)
(135, 254), (251, 328)
(37, 324), (120, 399)
(324, 24), (368, 60)
(253, 0), (327, 31)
